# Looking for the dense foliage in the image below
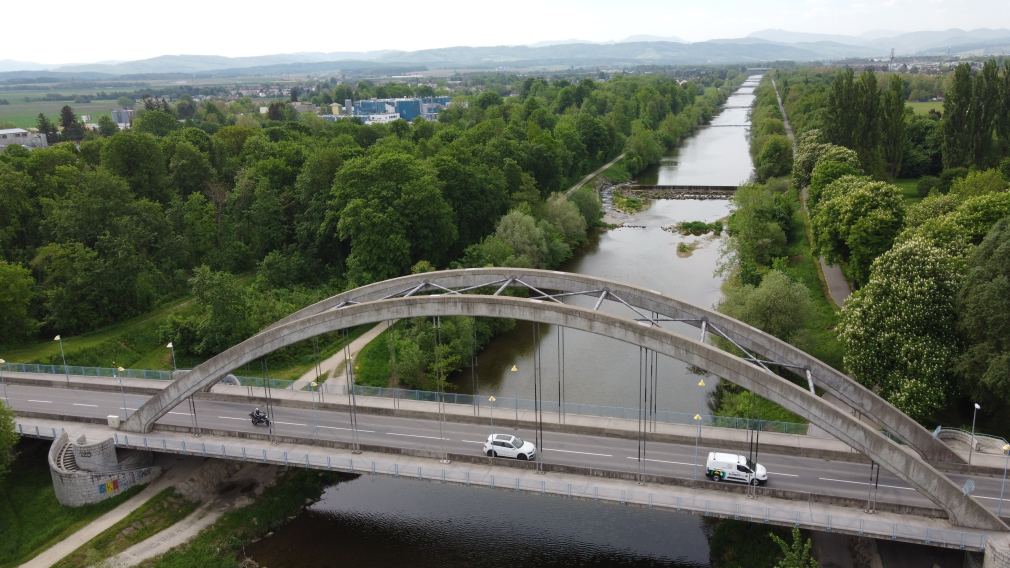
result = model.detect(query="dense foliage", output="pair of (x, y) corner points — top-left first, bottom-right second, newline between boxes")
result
(1, 71), (743, 387)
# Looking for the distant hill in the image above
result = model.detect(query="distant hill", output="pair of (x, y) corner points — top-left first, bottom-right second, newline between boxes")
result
(3, 28), (1009, 78)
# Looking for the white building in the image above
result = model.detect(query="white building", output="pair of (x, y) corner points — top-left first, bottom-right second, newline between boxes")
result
(0, 128), (48, 150)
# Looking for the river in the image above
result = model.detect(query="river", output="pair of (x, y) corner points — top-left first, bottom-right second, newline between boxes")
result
(249, 75), (760, 567)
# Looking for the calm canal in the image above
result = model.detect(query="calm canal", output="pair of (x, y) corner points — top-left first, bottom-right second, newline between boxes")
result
(249, 75), (760, 567)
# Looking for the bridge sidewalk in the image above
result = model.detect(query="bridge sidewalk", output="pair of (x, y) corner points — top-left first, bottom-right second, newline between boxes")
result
(14, 416), (997, 552)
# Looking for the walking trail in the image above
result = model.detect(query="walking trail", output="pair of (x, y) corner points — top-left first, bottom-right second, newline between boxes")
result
(288, 321), (392, 391)
(564, 152), (626, 196)
(18, 457), (202, 568)
(770, 76), (852, 307)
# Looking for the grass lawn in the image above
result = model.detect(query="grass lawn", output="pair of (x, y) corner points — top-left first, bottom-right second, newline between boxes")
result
(52, 488), (197, 568)
(0, 297), (198, 370)
(355, 328), (392, 387)
(782, 188), (844, 370)
(0, 99), (121, 128)
(893, 178), (926, 207)
(906, 101), (942, 115)
(0, 439), (143, 568)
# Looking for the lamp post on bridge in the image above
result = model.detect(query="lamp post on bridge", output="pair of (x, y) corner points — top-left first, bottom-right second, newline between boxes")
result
(510, 364), (519, 431)
(969, 402), (981, 469)
(693, 413), (702, 480)
(54, 335), (69, 386)
(1000, 443), (1010, 518)
(114, 365), (127, 420)
(0, 359), (9, 406)
(166, 342), (177, 375)
(488, 395), (496, 430)
(310, 381), (319, 438)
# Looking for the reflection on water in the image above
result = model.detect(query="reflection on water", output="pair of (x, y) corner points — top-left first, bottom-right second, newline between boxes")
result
(248, 475), (711, 568)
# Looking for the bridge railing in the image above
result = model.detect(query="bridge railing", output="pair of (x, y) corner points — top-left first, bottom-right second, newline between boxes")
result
(13, 421), (992, 552)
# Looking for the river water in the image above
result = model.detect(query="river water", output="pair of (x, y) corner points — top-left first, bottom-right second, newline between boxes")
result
(249, 76), (759, 567)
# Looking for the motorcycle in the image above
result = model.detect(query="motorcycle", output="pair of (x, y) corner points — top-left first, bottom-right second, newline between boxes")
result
(250, 411), (271, 427)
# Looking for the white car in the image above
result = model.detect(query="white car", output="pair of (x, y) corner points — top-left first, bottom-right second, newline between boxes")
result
(483, 433), (537, 460)
(705, 451), (768, 486)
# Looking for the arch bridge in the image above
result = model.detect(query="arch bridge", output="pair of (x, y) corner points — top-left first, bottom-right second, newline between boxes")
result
(121, 268), (1004, 531)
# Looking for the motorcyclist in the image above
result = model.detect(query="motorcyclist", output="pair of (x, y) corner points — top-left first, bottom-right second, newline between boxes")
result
(250, 407), (267, 421)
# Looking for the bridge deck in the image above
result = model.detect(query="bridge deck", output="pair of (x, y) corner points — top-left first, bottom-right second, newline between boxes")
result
(16, 417), (996, 552)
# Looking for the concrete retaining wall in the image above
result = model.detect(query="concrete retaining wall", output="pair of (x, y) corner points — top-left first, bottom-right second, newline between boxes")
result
(48, 432), (161, 507)
(985, 534), (1010, 568)
(72, 434), (118, 471)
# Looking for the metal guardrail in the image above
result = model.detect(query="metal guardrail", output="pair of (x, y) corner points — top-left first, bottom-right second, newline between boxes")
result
(2, 363), (810, 434)
(13, 421), (990, 552)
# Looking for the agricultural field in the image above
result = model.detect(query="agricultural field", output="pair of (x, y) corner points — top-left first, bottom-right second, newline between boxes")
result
(906, 100), (942, 115)
(0, 98), (121, 128)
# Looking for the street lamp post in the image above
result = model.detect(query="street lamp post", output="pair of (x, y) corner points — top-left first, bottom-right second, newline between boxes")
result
(54, 335), (69, 386)
(510, 364), (519, 430)
(1000, 443), (1010, 518)
(489, 395), (496, 430)
(115, 366), (127, 420)
(969, 402), (981, 468)
(310, 381), (319, 437)
(693, 414), (702, 480)
(0, 359), (8, 406)
(166, 342), (177, 374)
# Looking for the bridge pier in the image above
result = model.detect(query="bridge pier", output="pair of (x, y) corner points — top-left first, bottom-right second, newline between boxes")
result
(986, 534), (1010, 568)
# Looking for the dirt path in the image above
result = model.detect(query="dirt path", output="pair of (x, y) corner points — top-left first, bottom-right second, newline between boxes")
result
(18, 457), (201, 568)
(770, 76), (852, 307)
(564, 152), (626, 197)
(288, 321), (392, 391)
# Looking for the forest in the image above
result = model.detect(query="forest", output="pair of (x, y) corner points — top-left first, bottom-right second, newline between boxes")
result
(0, 69), (744, 390)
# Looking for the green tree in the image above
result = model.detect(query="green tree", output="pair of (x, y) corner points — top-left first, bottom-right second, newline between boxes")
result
(101, 131), (167, 202)
(755, 134), (793, 181)
(134, 110), (178, 137)
(957, 216), (1010, 410)
(59, 105), (84, 141)
(769, 527), (818, 568)
(791, 129), (826, 188)
(168, 141), (213, 197)
(96, 116), (119, 137)
(839, 236), (963, 420)
(0, 260), (38, 342)
(36, 113), (57, 144)
(853, 69), (881, 173)
(718, 270), (813, 342)
(807, 145), (862, 208)
(0, 166), (38, 263)
(969, 59), (1000, 166)
(166, 266), (254, 356)
(0, 400), (17, 483)
(942, 63), (973, 169)
(812, 177), (904, 287)
(949, 168), (1007, 198)
(880, 75), (906, 178)
(824, 68), (856, 149)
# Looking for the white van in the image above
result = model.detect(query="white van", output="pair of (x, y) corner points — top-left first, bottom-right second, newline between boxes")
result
(705, 452), (768, 486)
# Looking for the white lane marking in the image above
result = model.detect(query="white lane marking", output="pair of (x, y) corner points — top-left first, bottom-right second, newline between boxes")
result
(462, 440), (486, 444)
(386, 432), (448, 441)
(819, 477), (914, 491)
(547, 448), (612, 457)
(974, 495), (1009, 502)
(218, 416), (246, 421)
(768, 472), (799, 477)
(627, 456), (696, 467)
(119, 407), (137, 411)
(168, 411), (192, 416)
(275, 421), (306, 427)
(73, 403), (98, 407)
(28, 399), (52, 403)
(317, 425), (376, 433)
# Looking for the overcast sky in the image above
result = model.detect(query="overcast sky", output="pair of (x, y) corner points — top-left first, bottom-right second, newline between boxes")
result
(7, 0), (1010, 64)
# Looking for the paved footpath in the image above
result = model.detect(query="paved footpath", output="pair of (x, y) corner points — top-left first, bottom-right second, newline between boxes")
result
(288, 321), (391, 391)
(18, 458), (202, 568)
(770, 76), (852, 307)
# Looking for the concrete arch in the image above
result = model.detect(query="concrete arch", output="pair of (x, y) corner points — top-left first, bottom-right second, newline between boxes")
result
(265, 268), (959, 463)
(123, 294), (1004, 530)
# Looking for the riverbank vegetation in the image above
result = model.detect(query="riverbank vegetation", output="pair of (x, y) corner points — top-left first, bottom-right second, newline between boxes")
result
(141, 470), (345, 567)
(0, 439), (142, 568)
(52, 488), (197, 568)
(776, 63), (1010, 428)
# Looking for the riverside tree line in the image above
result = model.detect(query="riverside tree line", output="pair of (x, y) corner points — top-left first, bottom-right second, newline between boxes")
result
(725, 63), (1010, 425)
(0, 69), (741, 391)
